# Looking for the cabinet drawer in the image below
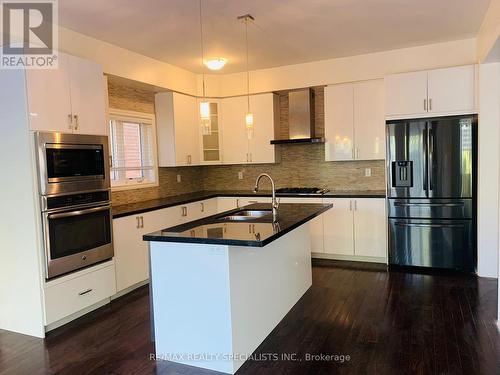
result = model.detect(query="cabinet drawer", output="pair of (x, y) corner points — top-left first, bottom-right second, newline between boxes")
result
(44, 264), (116, 325)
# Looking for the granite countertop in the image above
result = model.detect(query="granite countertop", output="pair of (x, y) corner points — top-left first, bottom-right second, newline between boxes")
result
(112, 189), (386, 219)
(143, 203), (332, 247)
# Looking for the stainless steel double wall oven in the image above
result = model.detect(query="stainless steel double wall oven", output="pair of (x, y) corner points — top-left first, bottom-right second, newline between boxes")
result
(35, 132), (114, 279)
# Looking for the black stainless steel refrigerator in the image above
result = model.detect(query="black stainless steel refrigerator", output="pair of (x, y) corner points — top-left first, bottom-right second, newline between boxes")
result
(386, 115), (477, 272)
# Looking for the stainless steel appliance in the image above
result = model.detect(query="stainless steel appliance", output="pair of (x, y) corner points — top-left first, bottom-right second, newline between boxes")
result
(41, 190), (113, 279)
(35, 132), (110, 196)
(386, 115), (477, 272)
(270, 89), (325, 144)
(35, 132), (113, 279)
(275, 187), (329, 195)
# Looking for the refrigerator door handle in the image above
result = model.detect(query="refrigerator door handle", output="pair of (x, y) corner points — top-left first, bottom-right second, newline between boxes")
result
(428, 127), (434, 191)
(394, 202), (465, 207)
(394, 222), (465, 228)
(423, 126), (428, 191)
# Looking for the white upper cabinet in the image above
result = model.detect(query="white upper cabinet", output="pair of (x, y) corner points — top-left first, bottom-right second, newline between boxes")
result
(325, 79), (385, 161)
(385, 70), (428, 119)
(67, 55), (107, 135)
(220, 93), (278, 165)
(156, 92), (200, 167)
(247, 93), (278, 164)
(427, 65), (476, 115)
(26, 53), (72, 132)
(353, 80), (385, 160)
(198, 99), (223, 164)
(26, 52), (107, 135)
(385, 65), (477, 119)
(324, 83), (354, 161)
(220, 96), (248, 164)
(157, 92), (277, 167)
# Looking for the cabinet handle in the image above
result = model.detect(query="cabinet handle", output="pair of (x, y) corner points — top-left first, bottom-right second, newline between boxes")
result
(136, 217), (141, 229)
(249, 224), (252, 233)
(351, 148), (355, 159)
(236, 199), (240, 208)
(429, 98), (432, 111)
(181, 207), (187, 216)
(68, 114), (73, 129)
(73, 114), (79, 130)
(187, 155), (192, 165)
(354, 200), (357, 211)
(349, 200), (352, 211)
(249, 153), (252, 162)
(424, 99), (427, 111)
(200, 202), (204, 212)
(140, 216), (144, 228)
(78, 288), (93, 296)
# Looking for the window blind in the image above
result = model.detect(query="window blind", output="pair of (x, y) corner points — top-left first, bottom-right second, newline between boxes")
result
(109, 116), (156, 185)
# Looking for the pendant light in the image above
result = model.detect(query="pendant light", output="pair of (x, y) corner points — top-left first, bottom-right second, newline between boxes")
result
(238, 14), (254, 139)
(199, 0), (211, 135)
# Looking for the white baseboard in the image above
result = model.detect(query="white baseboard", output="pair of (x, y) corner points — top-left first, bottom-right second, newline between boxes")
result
(312, 252), (387, 264)
(45, 298), (110, 332)
(111, 279), (149, 300)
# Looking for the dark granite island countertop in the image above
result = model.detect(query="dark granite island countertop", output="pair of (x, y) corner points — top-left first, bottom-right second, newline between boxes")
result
(143, 203), (332, 247)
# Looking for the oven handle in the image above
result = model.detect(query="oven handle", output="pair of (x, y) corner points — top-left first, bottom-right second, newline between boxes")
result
(48, 204), (111, 219)
(45, 143), (103, 150)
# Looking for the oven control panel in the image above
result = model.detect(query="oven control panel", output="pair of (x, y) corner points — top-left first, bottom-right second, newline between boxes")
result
(45, 190), (110, 210)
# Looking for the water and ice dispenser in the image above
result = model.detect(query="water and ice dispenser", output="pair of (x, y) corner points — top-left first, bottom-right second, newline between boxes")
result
(391, 161), (413, 188)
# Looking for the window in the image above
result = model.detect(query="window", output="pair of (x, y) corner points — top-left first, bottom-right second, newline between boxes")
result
(108, 109), (158, 189)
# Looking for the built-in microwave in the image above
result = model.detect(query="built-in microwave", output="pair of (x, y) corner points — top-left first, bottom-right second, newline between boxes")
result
(35, 132), (110, 196)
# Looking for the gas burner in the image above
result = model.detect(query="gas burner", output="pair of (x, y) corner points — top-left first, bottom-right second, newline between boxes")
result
(275, 187), (329, 195)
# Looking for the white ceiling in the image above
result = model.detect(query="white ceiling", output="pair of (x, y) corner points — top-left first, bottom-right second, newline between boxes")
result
(59, 0), (491, 74)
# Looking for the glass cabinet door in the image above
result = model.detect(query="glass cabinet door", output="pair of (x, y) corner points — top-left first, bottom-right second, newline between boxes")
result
(200, 101), (222, 163)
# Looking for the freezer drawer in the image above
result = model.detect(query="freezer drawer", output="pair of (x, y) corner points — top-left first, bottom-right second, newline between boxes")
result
(388, 218), (474, 271)
(388, 198), (472, 219)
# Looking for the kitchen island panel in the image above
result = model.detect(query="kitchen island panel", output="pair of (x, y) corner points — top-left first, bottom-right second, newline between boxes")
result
(149, 224), (312, 374)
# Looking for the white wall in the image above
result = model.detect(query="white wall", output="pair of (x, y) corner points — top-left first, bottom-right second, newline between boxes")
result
(0, 70), (45, 338)
(477, 0), (500, 63)
(205, 39), (477, 97)
(478, 63), (500, 278)
(58, 27), (199, 96)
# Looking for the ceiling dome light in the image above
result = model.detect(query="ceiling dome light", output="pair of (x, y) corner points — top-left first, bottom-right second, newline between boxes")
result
(204, 58), (227, 70)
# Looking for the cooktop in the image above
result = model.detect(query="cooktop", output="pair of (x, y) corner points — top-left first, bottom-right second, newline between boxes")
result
(275, 187), (329, 195)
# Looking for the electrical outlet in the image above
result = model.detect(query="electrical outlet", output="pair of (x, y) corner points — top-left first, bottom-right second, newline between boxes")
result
(364, 168), (372, 177)
(238, 171), (244, 180)
(177, 174), (182, 183)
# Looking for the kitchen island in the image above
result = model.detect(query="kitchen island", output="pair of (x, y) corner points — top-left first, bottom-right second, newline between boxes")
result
(143, 203), (332, 374)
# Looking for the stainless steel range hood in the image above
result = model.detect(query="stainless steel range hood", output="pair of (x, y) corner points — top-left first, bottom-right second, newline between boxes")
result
(271, 88), (324, 144)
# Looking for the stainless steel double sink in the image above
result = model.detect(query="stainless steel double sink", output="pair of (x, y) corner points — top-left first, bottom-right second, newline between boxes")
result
(215, 209), (273, 222)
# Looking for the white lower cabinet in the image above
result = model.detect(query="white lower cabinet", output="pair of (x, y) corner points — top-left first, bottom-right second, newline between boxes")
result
(353, 199), (387, 258)
(44, 262), (116, 325)
(279, 197), (324, 253)
(323, 198), (355, 255)
(322, 198), (387, 260)
(113, 195), (386, 296)
(112, 198), (218, 293)
(217, 197), (239, 213)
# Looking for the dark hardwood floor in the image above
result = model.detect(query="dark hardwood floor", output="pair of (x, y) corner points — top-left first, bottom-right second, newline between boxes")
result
(1, 262), (498, 375)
